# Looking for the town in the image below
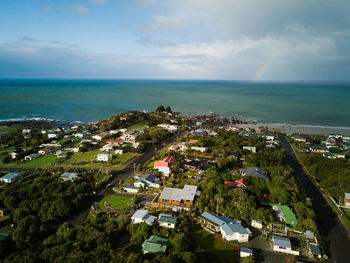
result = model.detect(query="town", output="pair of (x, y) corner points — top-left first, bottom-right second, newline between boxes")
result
(0, 106), (349, 263)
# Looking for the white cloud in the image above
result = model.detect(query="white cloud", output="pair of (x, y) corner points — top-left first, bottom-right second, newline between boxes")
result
(139, 14), (187, 33)
(89, 0), (109, 4)
(72, 5), (89, 16)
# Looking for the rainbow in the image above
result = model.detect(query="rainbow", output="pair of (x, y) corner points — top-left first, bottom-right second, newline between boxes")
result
(251, 57), (273, 82)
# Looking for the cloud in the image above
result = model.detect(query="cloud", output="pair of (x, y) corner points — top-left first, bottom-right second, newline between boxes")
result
(72, 5), (89, 16)
(89, 0), (109, 4)
(19, 37), (40, 43)
(138, 36), (175, 47)
(138, 14), (187, 33)
(43, 4), (61, 12)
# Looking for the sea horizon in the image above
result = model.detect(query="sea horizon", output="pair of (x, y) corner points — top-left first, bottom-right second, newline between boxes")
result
(1, 79), (349, 129)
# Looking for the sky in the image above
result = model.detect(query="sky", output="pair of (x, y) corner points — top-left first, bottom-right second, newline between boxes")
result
(0, 0), (350, 81)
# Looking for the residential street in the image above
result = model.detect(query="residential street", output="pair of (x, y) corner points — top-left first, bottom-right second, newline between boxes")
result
(279, 135), (350, 263)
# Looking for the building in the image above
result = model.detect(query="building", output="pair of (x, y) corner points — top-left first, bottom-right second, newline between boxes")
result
(243, 146), (256, 153)
(269, 204), (298, 226)
(121, 131), (139, 142)
(92, 134), (105, 141)
(158, 185), (199, 208)
(61, 172), (78, 182)
(344, 193), (350, 207)
(131, 210), (156, 225)
(0, 173), (22, 183)
(293, 135), (307, 142)
(142, 235), (171, 255)
(239, 167), (269, 180)
(184, 159), (216, 174)
(309, 145), (329, 153)
(272, 235), (299, 255)
(134, 174), (161, 189)
(107, 139), (124, 145)
(191, 146), (207, 153)
(323, 152), (346, 159)
(200, 211), (249, 243)
(56, 149), (67, 158)
(38, 148), (51, 155)
(168, 142), (188, 152)
(158, 213), (177, 228)
(122, 184), (139, 193)
(240, 248), (253, 257)
(154, 156), (176, 177)
(0, 208), (8, 217)
(24, 153), (39, 161)
(309, 243), (322, 259)
(101, 144), (114, 152)
(115, 149), (123, 155)
(158, 124), (178, 133)
(234, 178), (249, 188)
(251, 220), (263, 229)
(96, 153), (112, 162)
(48, 133), (59, 139)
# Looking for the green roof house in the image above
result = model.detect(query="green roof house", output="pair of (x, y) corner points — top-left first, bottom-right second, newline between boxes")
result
(262, 202), (298, 227)
(142, 235), (171, 254)
(0, 230), (11, 242)
(158, 213), (177, 228)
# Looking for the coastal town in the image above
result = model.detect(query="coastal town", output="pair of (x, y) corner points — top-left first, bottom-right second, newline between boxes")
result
(0, 106), (349, 263)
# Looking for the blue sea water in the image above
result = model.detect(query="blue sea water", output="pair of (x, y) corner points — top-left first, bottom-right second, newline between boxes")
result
(0, 79), (349, 127)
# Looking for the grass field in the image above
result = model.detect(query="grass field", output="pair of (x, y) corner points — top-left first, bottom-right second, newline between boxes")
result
(0, 146), (15, 155)
(60, 150), (138, 169)
(98, 195), (132, 210)
(129, 122), (145, 130)
(20, 155), (61, 168)
(59, 137), (80, 144)
(190, 224), (239, 262)
(0, 126), (18, 133)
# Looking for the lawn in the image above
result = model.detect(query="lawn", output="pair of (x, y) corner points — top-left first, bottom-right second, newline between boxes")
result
(60, 150), (138, 169)
(0, 126), (18, 133)
(98, 195), (132, 210)
(129, 122), (145, 131)
(59, 137), (80, 144)
(0, 146), (15, 155)
(190, 224), (239, 262)
(20, 155), (61, 168)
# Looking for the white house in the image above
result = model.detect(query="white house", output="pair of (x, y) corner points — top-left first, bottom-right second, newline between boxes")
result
(101, 144), (114, 152)
(134, 174), (161, 189)
(0, 173), (22, 183)
(75, 132), (85, 138)
(240, 248), (253, 257)
(243, 146), (257, 153)
(157, 124), (178, 133)
(168, 142), (188, 152)
(25, 153), (39, 161)
(121, 131), (139, 142)
(115, 149), (123, 155)
(200, 211), (249, 243)
(158, 213), (177, 228)
(61, 172), (78, 182)
(38, 148), (50, 155)
(96, 153), (112, 162)
(251, 220), (263, 229)
(48, 133), (59, 139)
(131, 210), (156, 225)
(272, 235), (299, 255)
(191, 146), (207, 153)
(92, 134), (105, 141)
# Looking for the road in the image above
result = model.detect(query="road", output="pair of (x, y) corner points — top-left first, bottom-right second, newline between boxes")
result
(279, 135), (350, 263)
(68, 130), (189, 226)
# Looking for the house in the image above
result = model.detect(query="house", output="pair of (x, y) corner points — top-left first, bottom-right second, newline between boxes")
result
(24, 153), (39, 161)
(115, 149), (123, 155)
(184, 159), (216, 174)
(48, 133), (59, 139)
(191, 146), (207, 153)
(243, 146), (256, 153)
(142, 235), (171, 255)
(328, 133), (342, 139)
(154, 156), (176, 176)
(75, 132), (85, 138)
(229, 152), (245, 161)
(344, 193), (350, 207)
(239, 167), (269, 180)
(158, 213), (177, 228)
(323, 152), (346, 159)
(92, 134), (105, 141)
(240, 248), (253, 257)
(157, 124), (178, 133)
(234, 178), (249, 187)
(158, 185), (199, 208)
(38, 148), (50, 155)
(0, 230), (11, 242)
(251, 220), (263, 229)
(131, 210), (156, 225)
(239, 132), (253, 137)
(192, 129), (207, 136)
(267, 203), (297, 226)
(134, 174), (161, 189)
(107, 139), (124, 145)
(309, 243), (322, 259)
(293, 135), (307, 142)
(309, 145), (329, 153)
(122, 184), (139, 193)
(200, 211), (249, 243)
(61, 172), (78, 182)
(0, 173), (22, 183)
(96, 153), (112, 162)
(168, 142), (188, 152)
(121, 131), (139, 142)
(101, 144), (114, 152)
(71, 147), (79, 153)
(272, 235), (299, 255)
(10, 148), (24, 159)
(56, 149), (67, 158)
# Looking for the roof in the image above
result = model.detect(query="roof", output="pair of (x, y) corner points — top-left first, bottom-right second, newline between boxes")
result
(159, 185), (197, 202)
(107, 139), (124, 144)
(310, 243), (321, 256)
(139, 174), (158, 183)
(240, 247), (253, 254)
(131, 209), (148, 220)
(0, 230), (11, 241)
(262, 202), (297, 226)
(1, 173), (22, 180)
(239, 167), (269, 180)
(272, 235), (291, 248)
(154, 161), (169, 167)
(235, 178), (249, 187)
(163, 156), (176, 164)
(61, 172), (78, 182)
(142, 235), (170, 254)
(159, 215), (177, 225)
(144, 214), (157, 225)
(200, 211), (248, 235)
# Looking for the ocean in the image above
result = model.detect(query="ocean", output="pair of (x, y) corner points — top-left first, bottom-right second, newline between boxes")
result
(0, 79), (349, 128)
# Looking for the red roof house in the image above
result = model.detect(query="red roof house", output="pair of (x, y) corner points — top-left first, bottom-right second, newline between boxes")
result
(154, 156), (176, 168)
(107, 139), (124, 145)
(234, 178), (249, 188)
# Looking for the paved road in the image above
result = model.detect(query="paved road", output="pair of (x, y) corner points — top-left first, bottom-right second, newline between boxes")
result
(68, 130), (189, 226)
(279, 135), (350, 263)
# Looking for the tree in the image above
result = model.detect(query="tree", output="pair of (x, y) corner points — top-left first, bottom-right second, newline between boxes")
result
(156, 105), (165, 113)
(165, 106), (172, 113)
